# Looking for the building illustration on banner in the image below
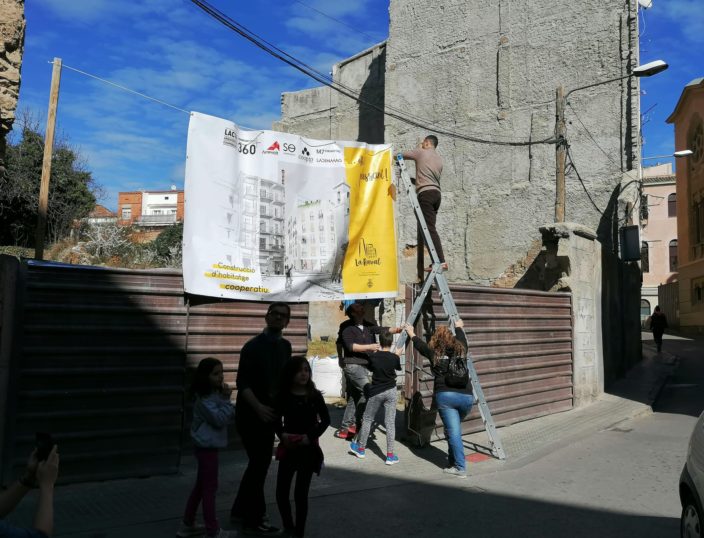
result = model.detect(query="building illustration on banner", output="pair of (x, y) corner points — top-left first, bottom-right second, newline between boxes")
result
(220, 172), (286, 276)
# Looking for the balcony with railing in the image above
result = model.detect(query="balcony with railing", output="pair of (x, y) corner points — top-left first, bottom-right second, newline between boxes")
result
(134, 214), (179, 226)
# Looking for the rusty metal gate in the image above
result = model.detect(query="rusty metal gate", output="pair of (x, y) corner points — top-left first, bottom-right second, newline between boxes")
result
(0, 257), (307, 484)
(404, 283), (573, 441)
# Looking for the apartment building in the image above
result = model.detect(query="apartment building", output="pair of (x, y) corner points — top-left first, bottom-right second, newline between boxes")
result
(640, 163), (677, 325)
(117, 189), (184, 227)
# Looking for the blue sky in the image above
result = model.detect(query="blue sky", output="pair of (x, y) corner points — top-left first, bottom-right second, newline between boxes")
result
(639, 1), (703, 162)
(14, 0), (701, 211)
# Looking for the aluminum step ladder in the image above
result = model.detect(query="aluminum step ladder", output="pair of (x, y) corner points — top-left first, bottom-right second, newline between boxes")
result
(394, 154), (506, 460)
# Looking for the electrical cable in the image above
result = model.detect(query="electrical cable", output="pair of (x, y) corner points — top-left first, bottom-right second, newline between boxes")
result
(57, 61), (267, 132)
(566, 102), (648, 224)
(565, 145), (605, 215)
(60, 63), (190, 114)
(189, 0), (557, 147)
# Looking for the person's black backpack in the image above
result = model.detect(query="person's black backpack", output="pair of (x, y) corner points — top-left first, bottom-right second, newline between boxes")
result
(444, 354), (469, 389)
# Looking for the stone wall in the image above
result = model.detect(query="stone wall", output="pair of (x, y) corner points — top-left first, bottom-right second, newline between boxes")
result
(0, 0), (25, 175)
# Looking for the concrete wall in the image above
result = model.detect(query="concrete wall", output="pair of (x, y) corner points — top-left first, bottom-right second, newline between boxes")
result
(529, 223), (604, 406)
(273, 43), (386, 144)
(0, 0), (25, 175)
(386, 0), (640, 284)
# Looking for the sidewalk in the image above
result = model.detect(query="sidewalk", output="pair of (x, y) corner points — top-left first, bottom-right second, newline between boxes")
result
(5, 344), (677, 537)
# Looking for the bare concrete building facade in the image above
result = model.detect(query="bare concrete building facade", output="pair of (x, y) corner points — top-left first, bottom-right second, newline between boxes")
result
(275, 0), (643, 391)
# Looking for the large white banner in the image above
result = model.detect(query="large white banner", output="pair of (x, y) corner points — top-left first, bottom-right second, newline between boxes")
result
(183, 112), (398, 302)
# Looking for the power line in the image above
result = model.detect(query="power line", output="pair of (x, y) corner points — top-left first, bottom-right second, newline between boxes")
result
(566, 101), (645, 223)
(58, 61), (264, 131)
(60, 62), (190, 114)
(565, 146), (605, 215)
(189, 0), (556, 147)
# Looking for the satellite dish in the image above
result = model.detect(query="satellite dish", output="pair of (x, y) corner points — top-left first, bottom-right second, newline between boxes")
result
(638, 0), (653, 9)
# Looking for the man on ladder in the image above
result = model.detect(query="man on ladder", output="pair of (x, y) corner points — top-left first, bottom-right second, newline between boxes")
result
(402, 135), (447, 275)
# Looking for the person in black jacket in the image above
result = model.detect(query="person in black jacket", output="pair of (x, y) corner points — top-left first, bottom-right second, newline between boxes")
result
(231, 302), (292, 535)
(274, 356), (330, 538)
(649, 305), (669, 353)
(337, 303), (401, 439)
(405, 319), (473, 478)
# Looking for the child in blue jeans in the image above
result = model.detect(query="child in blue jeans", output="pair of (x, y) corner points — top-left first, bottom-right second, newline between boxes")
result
(177, 358), (236, 538)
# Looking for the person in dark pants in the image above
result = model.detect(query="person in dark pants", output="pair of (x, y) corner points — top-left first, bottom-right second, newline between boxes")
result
(649, 305), (669, 353)
(402, 135), (446, 274)
(339, 303), (401, 439)
(274, 356), (330, 537)
(231, 302), (292, 536)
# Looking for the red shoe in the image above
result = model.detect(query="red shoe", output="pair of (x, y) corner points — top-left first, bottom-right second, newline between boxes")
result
(334, 429), (349, 439)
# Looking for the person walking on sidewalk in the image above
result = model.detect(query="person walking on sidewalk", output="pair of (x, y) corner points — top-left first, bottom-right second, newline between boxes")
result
(231, 303), (292, 536)
(405, 320), (473, 478)
(274, 356), (330, 538)
(649, 305), (669, 353)
(349, 329), (402, 465)
(178, 358), (236, 538)
(339, 303), (401, 440)
(402, 135), (446, 273)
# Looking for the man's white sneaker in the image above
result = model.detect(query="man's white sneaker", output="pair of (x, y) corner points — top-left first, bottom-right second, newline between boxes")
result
(443, 466), (467, 479)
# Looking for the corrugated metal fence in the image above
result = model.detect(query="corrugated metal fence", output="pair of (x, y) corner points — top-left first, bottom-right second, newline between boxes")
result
(405, 283), (573, 442)
(0, 257), (307, 484)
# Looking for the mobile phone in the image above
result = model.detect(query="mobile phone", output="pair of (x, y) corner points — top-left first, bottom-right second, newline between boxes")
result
(35, 432), (54, 461)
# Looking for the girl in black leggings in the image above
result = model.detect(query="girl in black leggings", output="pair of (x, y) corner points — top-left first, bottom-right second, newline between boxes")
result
(275, 356), (330, 537)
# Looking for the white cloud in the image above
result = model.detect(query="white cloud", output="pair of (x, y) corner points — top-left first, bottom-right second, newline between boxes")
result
(656, 0), (704, 43)
(34, 0), (176, 25)
(293, 0), (374, 19)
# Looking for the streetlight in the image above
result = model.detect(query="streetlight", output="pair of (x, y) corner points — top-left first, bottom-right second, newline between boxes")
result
(554, 60), (669, 222)
(642, 150), (693, 160)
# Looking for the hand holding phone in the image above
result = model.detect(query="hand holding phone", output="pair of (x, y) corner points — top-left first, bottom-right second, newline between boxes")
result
(35, 433), (54, 462)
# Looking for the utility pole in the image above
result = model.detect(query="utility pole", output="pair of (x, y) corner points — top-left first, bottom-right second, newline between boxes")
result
(34, 57), (62, 260)
(554, 85), (566, 223)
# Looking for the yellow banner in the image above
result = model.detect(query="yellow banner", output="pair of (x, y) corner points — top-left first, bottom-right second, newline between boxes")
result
(341, 147), (398, 297)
